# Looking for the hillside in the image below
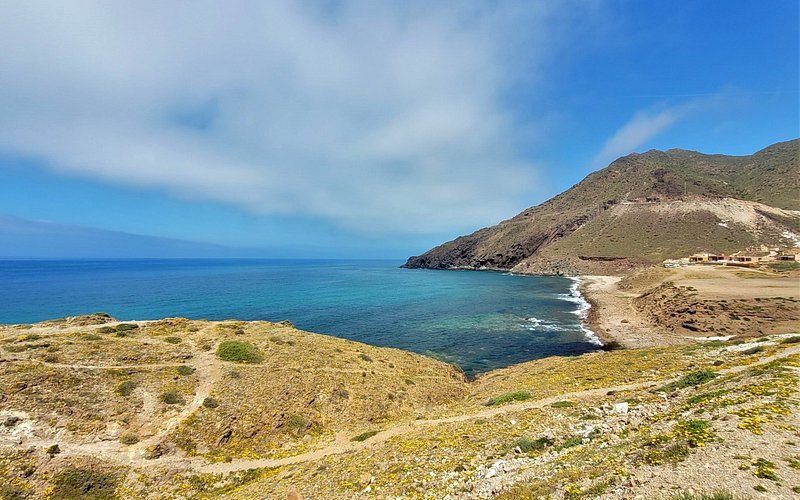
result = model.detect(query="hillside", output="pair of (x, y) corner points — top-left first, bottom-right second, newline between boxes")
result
(403, 139), (800, 275)
(1, 312), (799, 498)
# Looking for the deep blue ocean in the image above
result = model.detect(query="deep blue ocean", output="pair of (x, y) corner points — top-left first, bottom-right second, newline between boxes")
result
(0, 259), (600, 375)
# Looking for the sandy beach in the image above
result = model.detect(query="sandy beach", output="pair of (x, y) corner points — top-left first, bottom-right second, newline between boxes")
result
(580, 265), (800, 349)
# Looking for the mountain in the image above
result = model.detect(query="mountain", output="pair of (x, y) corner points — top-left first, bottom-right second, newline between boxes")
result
(0, 214), (253, 258)
(403, 139), (800, 275)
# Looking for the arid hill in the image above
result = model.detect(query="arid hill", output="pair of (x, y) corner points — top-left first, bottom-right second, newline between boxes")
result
(404, 139), (800, 275)
(1, 308), (799, 498)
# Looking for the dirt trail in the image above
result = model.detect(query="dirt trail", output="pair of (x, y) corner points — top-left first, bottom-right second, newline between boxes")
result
(9, 342), (797, 474)
(197, 344), (800, 474)
(128, 348), (220, 460)
(1, 342), (221, 465)
(38, 362), (186, 370)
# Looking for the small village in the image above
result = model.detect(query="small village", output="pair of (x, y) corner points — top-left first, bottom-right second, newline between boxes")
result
(664, 244), (800, 268)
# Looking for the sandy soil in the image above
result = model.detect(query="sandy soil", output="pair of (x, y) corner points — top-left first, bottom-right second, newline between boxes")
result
(581, 265), (800, 348)
(580, 275), (686, 348)
(674, 266), (799, 298)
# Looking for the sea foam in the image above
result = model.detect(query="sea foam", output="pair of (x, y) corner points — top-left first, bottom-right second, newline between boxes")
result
(561, 277), (602, 345)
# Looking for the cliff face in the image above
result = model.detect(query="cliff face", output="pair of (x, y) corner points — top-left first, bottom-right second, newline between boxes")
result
(404, 139), (800, 275)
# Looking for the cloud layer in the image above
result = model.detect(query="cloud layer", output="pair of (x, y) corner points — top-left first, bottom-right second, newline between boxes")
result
(0, 1), (585, 234)
(591, 95), (724, 168)
(591, 106), (688, 168)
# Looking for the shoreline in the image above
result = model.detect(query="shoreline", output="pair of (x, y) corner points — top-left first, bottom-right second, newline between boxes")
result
(576, 276), (615, 347)
(564, 276), (604, 346)
(578, 274), (696, 349)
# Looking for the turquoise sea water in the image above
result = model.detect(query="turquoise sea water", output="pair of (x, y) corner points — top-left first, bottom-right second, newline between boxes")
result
(0, 259), (599, 375)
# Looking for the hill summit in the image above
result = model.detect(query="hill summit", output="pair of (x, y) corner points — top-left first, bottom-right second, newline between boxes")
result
(404, 139), (800, 275)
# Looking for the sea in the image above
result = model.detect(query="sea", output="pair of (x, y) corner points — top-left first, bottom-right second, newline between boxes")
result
(0, 259), (600, 376)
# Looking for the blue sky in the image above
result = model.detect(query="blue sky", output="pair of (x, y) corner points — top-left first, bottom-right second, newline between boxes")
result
(0, 1), (797, 258)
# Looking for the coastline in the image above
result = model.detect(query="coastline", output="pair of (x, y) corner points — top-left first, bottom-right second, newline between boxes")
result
(578, 274), (686, 349)
(563, 277), (603, 346)
(576, 276), (614, 347)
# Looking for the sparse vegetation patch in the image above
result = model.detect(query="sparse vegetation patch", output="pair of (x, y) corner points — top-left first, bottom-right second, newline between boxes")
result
(659, 370), (718, 392)
(216, 341), (263, 364)
(115, 380), (136, 397)
(159, 391), (185, 405)
(351, 430), (379, 442)
(177, 365), (195, 376)
(50, 467), (120, 500)
(486, 391), (532, 406)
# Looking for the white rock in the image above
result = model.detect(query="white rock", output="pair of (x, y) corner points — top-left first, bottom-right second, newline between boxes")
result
(613, 402), (629, 414)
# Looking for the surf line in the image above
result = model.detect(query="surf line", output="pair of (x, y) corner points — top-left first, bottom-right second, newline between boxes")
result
(563, 277), (602, 346)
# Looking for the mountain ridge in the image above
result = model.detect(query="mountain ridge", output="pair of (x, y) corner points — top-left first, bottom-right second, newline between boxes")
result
(403, 139), (800, 275)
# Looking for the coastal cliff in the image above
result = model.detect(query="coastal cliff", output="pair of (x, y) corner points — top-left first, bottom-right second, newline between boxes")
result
(404, 139), (800, 275)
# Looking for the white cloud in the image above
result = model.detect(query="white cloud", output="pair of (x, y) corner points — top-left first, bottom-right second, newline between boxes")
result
(591, 105), (691, 168)
(0, 1), (590, 234)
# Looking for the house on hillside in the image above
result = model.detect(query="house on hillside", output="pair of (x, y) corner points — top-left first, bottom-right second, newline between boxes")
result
(689, 253), (709, 263)
(776, 249), (800, 261)
(689, 252), (725, 263)
(730, 251), (773, 264)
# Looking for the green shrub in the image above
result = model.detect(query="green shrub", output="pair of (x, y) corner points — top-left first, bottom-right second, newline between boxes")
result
(675, 419), (715, 447)
(780, 335), (800, 344)
(359, 353), (373, 362)
(115, 323), (139, 332)
(83, 334), (102, 341)
(662, 442), (690, 462)
(202, 397), (219, 409)
(176, 365), (195, 376)
(119, 431), (139, 445)
(115, 380), (136, 397)
(512, 436), (553, 452)
(45, 444), (60, 456)
(741, 345), (764, 355)
(284, 414), (320, 437)
(0, 484), (26, 500)
(752, 458), (778, 480)
(159, 391), (184, 405)
(50, 467), (120, 500)
(96, 326), (116, 334)
(216, 341), (263, 364)
(164, 336), (182, 344)
(659, 370), (718, 392)
(551, 401), (574, 408)
(351, 430), (379, 442)
(486, 391), (532, 406)
(768, 261), (800, 272)
(559, 435), (583, 449)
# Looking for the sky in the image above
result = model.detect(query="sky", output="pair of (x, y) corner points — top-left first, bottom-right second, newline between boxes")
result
(0, 0), (797, 259)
